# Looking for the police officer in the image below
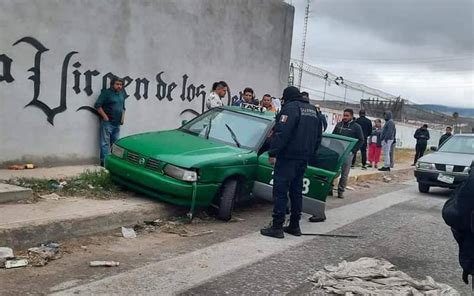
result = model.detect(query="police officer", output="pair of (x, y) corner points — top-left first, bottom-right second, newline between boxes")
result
(260, 86), (322, 239)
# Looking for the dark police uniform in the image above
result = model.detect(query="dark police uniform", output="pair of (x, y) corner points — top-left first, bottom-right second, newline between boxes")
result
(261, 86), (321, 238)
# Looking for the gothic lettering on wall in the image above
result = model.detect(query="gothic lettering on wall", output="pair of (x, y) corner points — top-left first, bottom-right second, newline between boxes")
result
(0, 36), (226, 126)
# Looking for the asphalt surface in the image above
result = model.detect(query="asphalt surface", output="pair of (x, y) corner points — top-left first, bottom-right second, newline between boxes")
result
(1, 180), (467, 295)
(183, 187), (468, 295)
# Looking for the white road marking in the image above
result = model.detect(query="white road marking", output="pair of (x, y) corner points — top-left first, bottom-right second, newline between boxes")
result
(52, 186), (419, 296)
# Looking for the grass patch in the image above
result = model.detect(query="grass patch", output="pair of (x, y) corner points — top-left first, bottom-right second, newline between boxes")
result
(6, 169), (123, 199)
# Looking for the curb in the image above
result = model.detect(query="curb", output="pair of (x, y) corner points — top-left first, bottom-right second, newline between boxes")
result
(0, 203), (178, 250)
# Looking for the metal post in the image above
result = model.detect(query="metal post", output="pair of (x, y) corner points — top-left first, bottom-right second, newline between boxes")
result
(343, 86), (347, 104)
(322, 79), (328, 101)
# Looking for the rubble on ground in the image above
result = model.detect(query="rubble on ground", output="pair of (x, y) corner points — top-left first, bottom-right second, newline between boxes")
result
(308, 257), (459, 295)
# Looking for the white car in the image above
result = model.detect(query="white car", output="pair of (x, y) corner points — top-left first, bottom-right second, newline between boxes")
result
(414, 134), (474, 193)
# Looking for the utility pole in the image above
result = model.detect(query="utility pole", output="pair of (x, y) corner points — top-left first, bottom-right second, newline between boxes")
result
(297, 0), (310, 89)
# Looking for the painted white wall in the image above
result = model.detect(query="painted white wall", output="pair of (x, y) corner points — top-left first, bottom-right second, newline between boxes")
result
(320, 107), (443, 149)
(0, 0), (294, 166)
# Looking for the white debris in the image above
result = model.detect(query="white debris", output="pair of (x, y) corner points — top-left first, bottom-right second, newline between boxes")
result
(383, 176), (392, 183)
(308, 257), (459, 295)
(89, 261), (120, 267)
(121, 227), (137, 239)
(345, 186), (355, 191)
(5, 259), (28, 269)
(0, 247), (14, 259)
(39, 193), (64, 200)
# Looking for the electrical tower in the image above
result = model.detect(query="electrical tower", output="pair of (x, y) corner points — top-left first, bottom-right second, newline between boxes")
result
(297, 0), (310, 89)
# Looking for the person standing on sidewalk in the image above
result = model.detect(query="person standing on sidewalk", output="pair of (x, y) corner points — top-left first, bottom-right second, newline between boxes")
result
(260, 86), (321, 239)
(95, 78), (126, 167)
(205, 81), (228, 110)
(413, 124), (430, 165)
(368, 119), (383, 168)
(379, 111), (396, 172)
(352, 110), (372, 169)
(439, 126), (453, 147)
(332, 109), (364, 199)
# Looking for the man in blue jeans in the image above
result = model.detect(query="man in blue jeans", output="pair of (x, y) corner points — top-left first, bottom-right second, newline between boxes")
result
(94, 78), (126, 166)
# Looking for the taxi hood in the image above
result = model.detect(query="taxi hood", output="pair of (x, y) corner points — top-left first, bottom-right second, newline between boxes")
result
(116, 130), (252, 168)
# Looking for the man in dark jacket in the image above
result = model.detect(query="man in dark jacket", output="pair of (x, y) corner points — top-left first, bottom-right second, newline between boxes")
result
(443, 161), (474, 286)
(260, 86), (322, 239)
(379, 111), (396, 171)
(439, 126), (453, 147)
(352, 110), (372, 169)
(332, 109), (364, 199)
(413, 124), (430, 165)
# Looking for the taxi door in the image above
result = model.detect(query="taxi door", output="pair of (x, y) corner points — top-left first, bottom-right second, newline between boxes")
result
(253, 133), (356, 217)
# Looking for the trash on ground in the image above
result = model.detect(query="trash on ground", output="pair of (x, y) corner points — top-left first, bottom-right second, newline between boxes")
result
(229, 217), (245, 222)
(0, 247), (14, 267)
(308, 257), (458, 295)
(28, 242), (61, 267)
(89, 261), (120, 267)
(383, 176), (392, 183)
(0, 247), (14, 259)
(87, 184), (95, 189)
(144, 219), (163, 226)
(161, 222), (189, 235)
(121, 227), (137, 238)
(345, 186), (355, 191)
(5, 259), (28, 269)
(8, 164), (25, 170)
(180, 230), (214, 237)
(25, 163), (36, 169)
(39, 193), (64, 200)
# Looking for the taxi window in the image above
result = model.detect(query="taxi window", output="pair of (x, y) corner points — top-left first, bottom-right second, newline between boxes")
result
(309, 137), (351, 171)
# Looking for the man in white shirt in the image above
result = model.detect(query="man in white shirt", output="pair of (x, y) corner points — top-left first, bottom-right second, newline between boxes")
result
(206, 81), (228, 110)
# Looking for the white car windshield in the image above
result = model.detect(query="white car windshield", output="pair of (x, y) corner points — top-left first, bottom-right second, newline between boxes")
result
(181, 109), (272, 150)
(438, 136), (474, 154)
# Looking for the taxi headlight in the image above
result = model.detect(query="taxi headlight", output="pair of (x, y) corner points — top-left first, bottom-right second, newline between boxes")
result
(416, 162), (435, 170)
(164, 164), (198, 182)
(111, 144), (125, 158)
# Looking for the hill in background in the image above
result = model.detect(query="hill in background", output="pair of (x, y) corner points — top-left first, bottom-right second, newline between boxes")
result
(419, 104), (474, 118)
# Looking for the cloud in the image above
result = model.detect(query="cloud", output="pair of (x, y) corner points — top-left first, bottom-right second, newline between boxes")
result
(289, 0), (474, 107)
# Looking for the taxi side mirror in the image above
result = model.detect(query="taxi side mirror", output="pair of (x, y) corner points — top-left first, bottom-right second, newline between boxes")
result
(429, 146), (437, 152)
(181, 120), (188, 126)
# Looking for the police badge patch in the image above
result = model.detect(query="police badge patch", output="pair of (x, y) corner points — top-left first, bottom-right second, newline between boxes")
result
(280, 115), (288, 123)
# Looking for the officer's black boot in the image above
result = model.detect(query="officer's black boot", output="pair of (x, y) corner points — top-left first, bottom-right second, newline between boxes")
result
(260, 217), (284, 239)
(283, 216), (302, 236)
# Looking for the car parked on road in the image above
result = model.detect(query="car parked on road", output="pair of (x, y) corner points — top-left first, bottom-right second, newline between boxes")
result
(105, 105), (356, 220)
(415, 134), (474, 193)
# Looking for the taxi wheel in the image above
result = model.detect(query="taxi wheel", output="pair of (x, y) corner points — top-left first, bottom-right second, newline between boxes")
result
(217, 179), (238, 221)
(418, 182), (430, 193)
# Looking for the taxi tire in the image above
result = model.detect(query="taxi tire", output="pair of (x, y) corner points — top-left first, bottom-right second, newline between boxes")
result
(217, 179), (238, 221)
(418, 182), (430, 193)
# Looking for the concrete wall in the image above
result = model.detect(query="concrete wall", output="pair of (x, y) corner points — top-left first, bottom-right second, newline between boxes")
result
(0, 0), (294, 166)
(321, 107), (443, 149)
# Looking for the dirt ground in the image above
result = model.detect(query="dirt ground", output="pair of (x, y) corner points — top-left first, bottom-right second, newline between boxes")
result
(0, 171), (417, 296)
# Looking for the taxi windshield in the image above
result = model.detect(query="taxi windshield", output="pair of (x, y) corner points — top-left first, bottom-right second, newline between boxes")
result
(181, 109), (272, 150)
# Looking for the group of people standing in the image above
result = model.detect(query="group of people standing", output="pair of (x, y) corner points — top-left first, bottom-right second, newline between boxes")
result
(330, 109), (397, 199)
(205, 81), (281, 113)
(412, 124), (453, 165)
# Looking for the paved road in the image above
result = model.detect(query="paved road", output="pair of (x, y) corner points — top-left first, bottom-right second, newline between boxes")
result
(50, 183), (468, 295)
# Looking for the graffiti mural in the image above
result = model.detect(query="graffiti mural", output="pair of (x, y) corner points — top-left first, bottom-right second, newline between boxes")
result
(0, 36), (217, 125)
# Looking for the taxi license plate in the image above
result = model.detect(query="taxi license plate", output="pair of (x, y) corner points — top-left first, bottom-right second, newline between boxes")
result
(437, 173), (455, 184)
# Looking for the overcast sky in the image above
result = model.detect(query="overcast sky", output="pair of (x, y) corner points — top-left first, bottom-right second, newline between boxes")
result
(289, 0), (474, 107)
